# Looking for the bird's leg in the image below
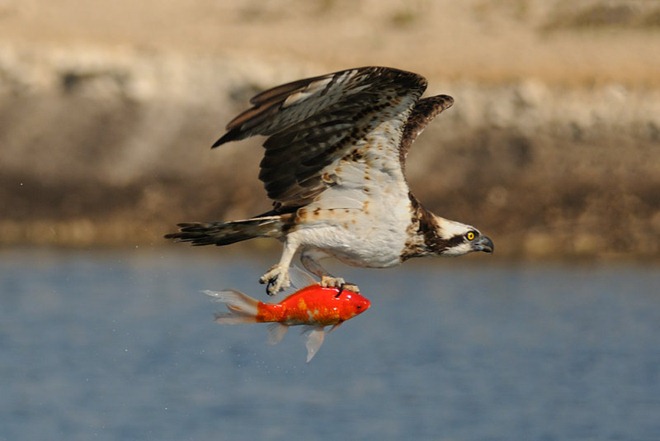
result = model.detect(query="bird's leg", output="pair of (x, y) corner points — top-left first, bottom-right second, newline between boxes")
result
(301, 249), (342, 285)
(300, 249), (360, 293)
(260, 240), (298, 296)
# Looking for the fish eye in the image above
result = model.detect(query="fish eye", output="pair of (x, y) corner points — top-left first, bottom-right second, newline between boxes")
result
(465, 231), (477, 241)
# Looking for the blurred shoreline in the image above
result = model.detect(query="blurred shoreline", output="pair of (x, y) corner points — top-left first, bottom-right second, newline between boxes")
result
(1, 1), (658, 260)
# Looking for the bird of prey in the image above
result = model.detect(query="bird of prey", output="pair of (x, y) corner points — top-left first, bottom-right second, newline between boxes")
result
(165, 66), (493, 295)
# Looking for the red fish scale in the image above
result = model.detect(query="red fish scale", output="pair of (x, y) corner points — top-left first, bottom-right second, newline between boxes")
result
(254, 285), (359, 326)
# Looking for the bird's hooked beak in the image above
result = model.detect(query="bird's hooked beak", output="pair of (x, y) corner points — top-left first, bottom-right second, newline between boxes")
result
(474, 235), (494, 254)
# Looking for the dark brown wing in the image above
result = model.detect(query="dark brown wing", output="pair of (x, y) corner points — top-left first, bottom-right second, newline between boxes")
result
(212, 66), (428, 209)
(399, 95), (454, 166)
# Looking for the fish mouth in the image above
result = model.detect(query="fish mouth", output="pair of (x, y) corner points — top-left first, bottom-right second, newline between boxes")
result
(474, 235), (494, 254)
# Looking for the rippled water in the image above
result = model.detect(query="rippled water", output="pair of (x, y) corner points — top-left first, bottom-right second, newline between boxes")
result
(1, 248), (659, 441)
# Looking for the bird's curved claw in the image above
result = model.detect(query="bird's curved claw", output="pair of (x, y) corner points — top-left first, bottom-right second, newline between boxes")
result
(321, 276), (360, 296)
(320, 275), (345, 289)
(259, 265), (291, 296)
(338, 282), (360, 294)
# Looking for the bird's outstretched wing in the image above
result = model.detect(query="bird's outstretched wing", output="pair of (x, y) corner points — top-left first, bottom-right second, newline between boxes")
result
(399, 95), (454, 167)
(212, 66), (429, 209)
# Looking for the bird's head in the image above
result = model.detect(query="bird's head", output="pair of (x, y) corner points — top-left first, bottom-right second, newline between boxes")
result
(428, 216), (494, 257)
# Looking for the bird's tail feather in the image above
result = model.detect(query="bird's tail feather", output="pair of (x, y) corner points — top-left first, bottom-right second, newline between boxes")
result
(164, 216), (283, 246)
(204, 289), (261, 324)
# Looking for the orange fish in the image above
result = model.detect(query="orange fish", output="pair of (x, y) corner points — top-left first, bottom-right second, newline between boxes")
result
(204, 284), (371, 362)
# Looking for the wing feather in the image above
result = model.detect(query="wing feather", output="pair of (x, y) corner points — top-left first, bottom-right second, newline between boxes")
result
(399, 95), (454, 166)
(212, 66), (430, 208)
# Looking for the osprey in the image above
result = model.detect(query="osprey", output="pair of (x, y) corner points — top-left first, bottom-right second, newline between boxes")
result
(165, 66), (493, 295)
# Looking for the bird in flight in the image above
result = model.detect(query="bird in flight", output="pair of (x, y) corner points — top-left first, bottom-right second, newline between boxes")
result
(165, 66), (493, 295)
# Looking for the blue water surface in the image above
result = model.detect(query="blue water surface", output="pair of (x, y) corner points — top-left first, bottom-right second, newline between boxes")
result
(1, 248), (659, 441)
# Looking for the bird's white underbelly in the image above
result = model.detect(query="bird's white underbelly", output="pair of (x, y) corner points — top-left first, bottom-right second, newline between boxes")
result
(286, 143), (416, 268)
(291, 192), (412, 268)
(299, 224), (406, 268)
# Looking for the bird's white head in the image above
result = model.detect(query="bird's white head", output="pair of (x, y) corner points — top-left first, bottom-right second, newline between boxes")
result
(429, 216), (494, 257)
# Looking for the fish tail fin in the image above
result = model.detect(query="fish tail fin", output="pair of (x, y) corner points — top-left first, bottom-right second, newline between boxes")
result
(301, 326), (326, 363)
(203, 289), (260, 324)
(165, 216), (284, 247)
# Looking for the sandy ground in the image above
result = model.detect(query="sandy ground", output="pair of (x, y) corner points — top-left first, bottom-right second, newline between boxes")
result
(1, 0), (658, 85)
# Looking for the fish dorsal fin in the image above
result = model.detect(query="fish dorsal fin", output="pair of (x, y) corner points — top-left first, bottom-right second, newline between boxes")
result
(288, 265), (318, 290)
(303, 326), (326, 362)
(267, 323), (289, 345)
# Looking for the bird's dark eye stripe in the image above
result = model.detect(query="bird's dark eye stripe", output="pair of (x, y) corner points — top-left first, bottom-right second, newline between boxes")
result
(444, 234), (465, 248)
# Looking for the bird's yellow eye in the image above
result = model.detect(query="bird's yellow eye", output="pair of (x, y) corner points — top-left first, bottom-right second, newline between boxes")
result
(466, 231), (476, 241)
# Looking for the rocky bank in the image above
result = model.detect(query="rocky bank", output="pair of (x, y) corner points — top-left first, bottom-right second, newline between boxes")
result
(0, 0), (658, 260)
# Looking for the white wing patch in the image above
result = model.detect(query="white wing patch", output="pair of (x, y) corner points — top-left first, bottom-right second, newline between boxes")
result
(281, 69), (368, 109)
(282, 78), (333, 108)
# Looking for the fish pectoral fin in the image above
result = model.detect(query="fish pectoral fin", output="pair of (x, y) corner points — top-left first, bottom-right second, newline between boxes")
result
(303, 326), (326, 363)
(267, 323), (289, 345)
(288, 265), (319, 290)
(327, 322), (343, 333)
